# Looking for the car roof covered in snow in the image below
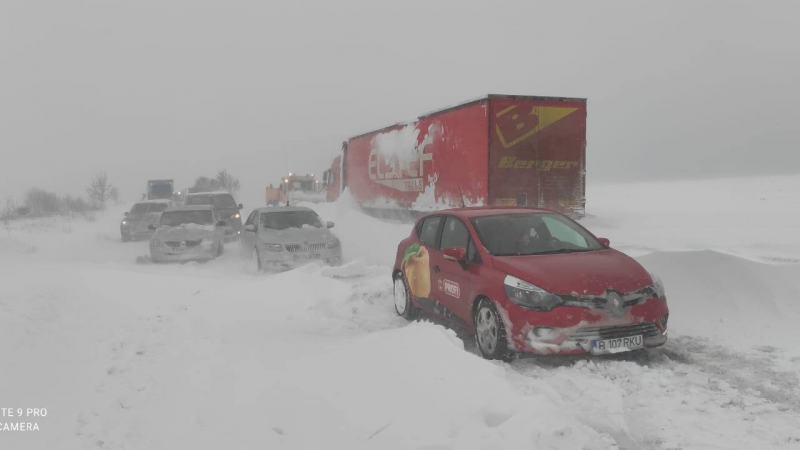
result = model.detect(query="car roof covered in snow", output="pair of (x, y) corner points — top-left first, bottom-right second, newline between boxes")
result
(185, 191), (234, 196)
(419, 207), (558, 220)
(134, 199), (173, 204)
(164, 205), (214, 212)
(254, 206), (315, 214)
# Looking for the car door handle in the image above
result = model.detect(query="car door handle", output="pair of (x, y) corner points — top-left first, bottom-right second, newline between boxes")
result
(433, 265), (441, 273)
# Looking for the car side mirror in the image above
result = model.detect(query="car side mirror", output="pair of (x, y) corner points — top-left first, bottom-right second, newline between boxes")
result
(148, 224), (156, 230)
(244, 224), (256, 232)
(238, 203), (243, 210)
(597, 237), (610, 247)
(326, 221), (335, 228)
(443, 246), (467, 262)
(124, 212), (129, 216)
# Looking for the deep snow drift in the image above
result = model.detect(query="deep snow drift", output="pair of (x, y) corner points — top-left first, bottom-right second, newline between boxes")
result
(2, 175), (800, 449)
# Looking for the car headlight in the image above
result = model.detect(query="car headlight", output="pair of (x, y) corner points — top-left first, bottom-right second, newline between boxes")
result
(121, 220), (128, 225)
(503, 275), (562, 311)
(152, 239), (162, 247)
(232, 213), (240, 219)
(264, 243), (283, 252)
(326, 237), (341, 249)
(650, 272), (665, 298)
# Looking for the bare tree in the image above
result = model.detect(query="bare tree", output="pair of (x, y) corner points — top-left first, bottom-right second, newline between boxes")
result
(2, 197), (17, 234)
(215, 169), (240, 193)
(192, 176), (222, 193)
(1, 197), (17, 220)
(86, 172), (115, 208)
(109, 186), (119, 204)
(25, 188), (62, 215)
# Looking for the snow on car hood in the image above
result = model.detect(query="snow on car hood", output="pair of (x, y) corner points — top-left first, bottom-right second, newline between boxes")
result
(491, 249), (653, 296)
(257, 226), (334, 243)
(153, 224), (217, 241)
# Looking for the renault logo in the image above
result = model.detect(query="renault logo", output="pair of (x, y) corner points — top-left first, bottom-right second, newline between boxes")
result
(606, 292), (625, 317)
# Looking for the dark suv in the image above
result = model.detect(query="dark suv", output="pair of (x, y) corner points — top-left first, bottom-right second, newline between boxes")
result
(184, 192), (243, 240)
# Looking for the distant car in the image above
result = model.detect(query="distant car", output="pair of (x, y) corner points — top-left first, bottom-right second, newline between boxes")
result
(392, 207), (669, 361)
(121, 199), (174, 242)
(184, 192), (243, 240)
(239, 206), (342, 270)
(149, 205), (226, 263)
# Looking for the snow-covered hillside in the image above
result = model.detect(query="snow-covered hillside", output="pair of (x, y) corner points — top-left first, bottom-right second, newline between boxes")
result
(2, 176), (800, 449)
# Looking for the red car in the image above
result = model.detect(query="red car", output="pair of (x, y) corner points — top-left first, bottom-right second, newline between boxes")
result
(392, 208), (668, 360)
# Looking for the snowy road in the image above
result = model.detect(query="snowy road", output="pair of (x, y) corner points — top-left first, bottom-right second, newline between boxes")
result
(3, 176), (800, 449)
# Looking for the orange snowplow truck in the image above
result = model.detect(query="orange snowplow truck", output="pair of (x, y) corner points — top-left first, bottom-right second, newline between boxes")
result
(265, 184), (283, 206)
(265, 174), (323, 206)
(324, 94), (587, 217)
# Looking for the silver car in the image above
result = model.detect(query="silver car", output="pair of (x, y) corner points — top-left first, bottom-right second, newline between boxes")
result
(239, 206), (342, 271)
(121, 200), (174, 241)
(149, 205), (226, 263)
(184, 192), (243, 241)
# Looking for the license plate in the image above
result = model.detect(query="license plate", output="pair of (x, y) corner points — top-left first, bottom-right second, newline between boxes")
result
(294, 253), (321, 261)
(591, 335), (643, 354)
(168, 247), (186, 253)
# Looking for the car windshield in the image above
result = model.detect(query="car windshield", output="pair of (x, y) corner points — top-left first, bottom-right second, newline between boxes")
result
(149, 203), (169, 213)
(160, 210), (213, 227)
(260, 211), (323, 230)
(471, 213), (603, 256)
(185, 194), (237, 209)
(130, 203), (170, 214)
(129, 203), (149, 214)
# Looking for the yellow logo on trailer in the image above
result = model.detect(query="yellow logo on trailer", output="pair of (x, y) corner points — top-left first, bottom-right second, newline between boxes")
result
(495, 106), (578, 149)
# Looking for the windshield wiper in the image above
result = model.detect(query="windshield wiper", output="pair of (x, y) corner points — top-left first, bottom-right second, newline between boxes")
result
(534, 248), (591, 255)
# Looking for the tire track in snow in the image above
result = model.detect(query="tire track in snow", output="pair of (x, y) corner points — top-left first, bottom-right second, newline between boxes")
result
(509, 337), (800, 449)
(655, 335), (800, 412)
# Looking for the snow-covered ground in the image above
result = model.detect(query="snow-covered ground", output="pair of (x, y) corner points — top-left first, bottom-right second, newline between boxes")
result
(3, 175), (800, 449)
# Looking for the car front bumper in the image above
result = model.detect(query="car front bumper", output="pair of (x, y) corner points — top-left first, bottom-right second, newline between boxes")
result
(500, 297), (670, 356)
(121, 226), (155, 240)
(258, 247), (343, 269)
(150, 244), (217, 263)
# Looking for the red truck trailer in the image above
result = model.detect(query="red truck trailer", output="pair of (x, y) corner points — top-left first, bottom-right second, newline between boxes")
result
(324, 94), (587, 217)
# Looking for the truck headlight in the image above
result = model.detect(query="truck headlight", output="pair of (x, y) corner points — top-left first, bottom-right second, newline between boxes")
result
(503, 275), (562, 311)
(264, 243), (283, 252)
(650, 272), (666, 298)
(326, 237), (340, 249)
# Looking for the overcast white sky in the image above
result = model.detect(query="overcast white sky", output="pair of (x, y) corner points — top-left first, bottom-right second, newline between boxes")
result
(1, 0), (798, 202)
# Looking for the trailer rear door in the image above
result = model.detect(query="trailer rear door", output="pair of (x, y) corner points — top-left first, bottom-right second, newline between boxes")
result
(487, 96), (586, 216)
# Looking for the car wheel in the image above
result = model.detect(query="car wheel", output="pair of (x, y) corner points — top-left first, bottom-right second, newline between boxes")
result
(393, 274), (419, 320)
(474, 298), (514, 361)
(217, 242), (224, 256)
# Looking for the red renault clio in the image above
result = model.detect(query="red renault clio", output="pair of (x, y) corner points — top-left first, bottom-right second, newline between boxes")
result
(393, 208), (669, 360)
